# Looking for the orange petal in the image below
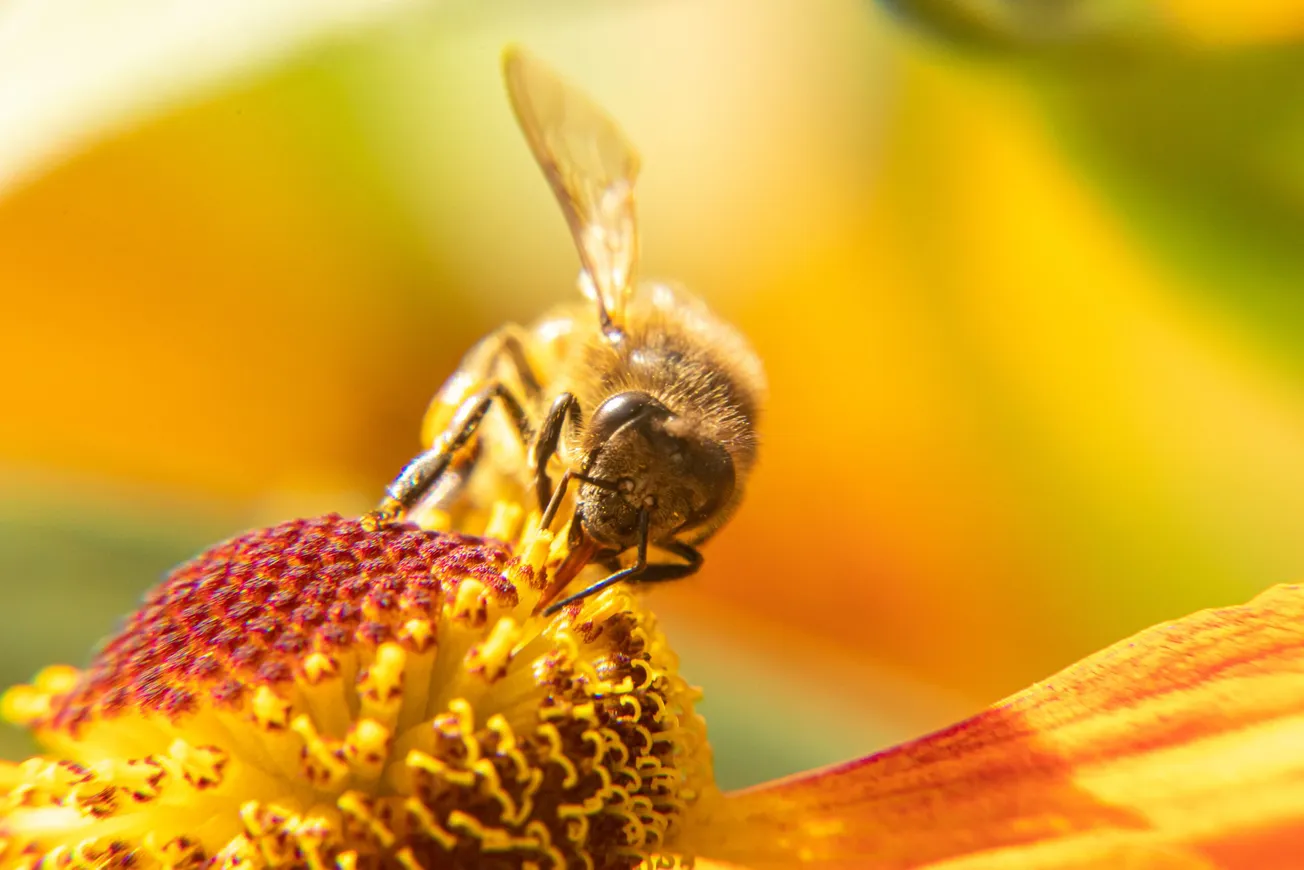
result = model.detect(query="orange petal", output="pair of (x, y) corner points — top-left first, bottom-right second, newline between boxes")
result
(685, 584), (1304, 869)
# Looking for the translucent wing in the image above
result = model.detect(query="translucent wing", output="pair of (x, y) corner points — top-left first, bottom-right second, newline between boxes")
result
(503, 46), (641, 341)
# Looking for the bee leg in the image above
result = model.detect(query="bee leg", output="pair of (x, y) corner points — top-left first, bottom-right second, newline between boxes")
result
(628, 539), (703, 584)
(542, 508), (652, 616)
(363, 382), (532, 530)
(538, 466), (625, 532)
(539, 469), (577, 532)
(542, 539), (702, 614)
(491, 327), (544, 398)
(530, 393), (582, 513)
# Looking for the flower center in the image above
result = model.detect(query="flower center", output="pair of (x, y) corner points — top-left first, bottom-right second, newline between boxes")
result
(0, 512), (711, 869)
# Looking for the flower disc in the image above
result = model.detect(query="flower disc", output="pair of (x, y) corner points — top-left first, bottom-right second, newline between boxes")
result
(0, 513), (712, 870)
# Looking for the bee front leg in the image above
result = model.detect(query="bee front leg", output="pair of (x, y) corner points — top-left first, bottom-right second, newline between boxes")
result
(629, 539), (703, 585)
(542, 508), (651, 616)
(363, 383), (532, 530)
(540, 534), (704, 615)
(530, 392), (582, 513)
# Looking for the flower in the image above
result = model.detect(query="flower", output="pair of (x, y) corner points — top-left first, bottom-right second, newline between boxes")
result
(0, 510), (712, 869)
(3, 500), (1303, 869)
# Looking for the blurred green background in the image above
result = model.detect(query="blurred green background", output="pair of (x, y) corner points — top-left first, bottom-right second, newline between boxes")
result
(3, 0), (1304, 789)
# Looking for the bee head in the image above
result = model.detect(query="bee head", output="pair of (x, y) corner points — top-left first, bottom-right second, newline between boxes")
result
(577, 391), (736, 551)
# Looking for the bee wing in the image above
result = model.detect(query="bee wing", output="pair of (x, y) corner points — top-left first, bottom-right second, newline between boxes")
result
(503, 46), (641, 339)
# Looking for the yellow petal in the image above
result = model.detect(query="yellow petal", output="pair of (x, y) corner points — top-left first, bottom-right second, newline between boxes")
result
(683, 584), (1304, 869)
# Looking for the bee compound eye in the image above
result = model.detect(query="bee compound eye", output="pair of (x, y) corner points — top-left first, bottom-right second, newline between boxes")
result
(684, 441), (736, 528)
(590, 391), (667, 442)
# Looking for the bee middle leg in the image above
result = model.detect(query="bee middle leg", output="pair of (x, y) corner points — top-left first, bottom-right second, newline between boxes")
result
(490, 326), (544, 398)
(364, 382), (532, 529)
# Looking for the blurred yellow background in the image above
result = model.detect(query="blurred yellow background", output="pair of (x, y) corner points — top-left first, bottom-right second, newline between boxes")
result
(4, 0), (1304, 789)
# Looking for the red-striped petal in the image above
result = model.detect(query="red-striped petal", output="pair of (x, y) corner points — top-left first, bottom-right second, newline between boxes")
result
(683, 584), (1304, 869)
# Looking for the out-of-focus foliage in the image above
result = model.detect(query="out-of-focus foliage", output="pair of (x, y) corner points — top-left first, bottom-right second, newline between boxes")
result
(884, 0), (1304, 369)
(1038, 46), (1304, 374)
(4, 0), (1304, 788)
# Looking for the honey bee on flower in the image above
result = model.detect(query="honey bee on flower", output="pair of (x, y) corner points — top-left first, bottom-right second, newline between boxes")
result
(5, 37), (1304, 870)
(0, 48), (733, 870)
(365, 47), (766, 617)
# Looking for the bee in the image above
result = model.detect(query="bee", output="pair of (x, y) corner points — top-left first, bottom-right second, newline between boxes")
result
(366, 47), (765, 616)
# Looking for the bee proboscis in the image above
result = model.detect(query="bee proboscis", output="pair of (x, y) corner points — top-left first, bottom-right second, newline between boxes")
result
(367, 47), (766, 615)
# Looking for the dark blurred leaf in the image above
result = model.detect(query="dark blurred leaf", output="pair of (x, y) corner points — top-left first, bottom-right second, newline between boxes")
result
(875, 0), (1154, 51)
(884, 3), (1304, 373)
(1027, 43), (1304, 370)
